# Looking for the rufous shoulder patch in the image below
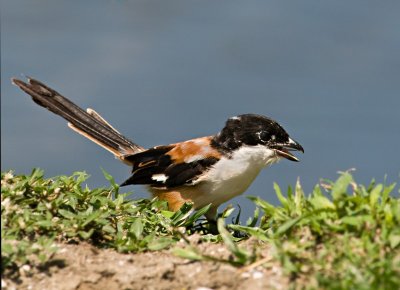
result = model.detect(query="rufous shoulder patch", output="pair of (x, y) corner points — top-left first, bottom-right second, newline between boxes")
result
(167, 136), (221, 163)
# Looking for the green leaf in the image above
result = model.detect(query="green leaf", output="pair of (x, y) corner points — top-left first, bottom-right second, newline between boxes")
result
(389, 233), (400, 249)
(81, 211), (101, 227)
(1, 243), (13, 254)
(147, 237), (175, 251)
(331, 172), (353, 200)
(340, 215), (373, 227)
(369, 184), (383, 208)
(246, 207), (260, 227)
(294, 179), (304, 207)
(78, 229), (94, 239)
(102, 224), (116, 234)
(171, 203), (193, 226)
(29, 168), (44, 182)
(275, 216), (303, 236)
(173, 247), (203, 261)
(382, 183), (396, 203)
(58, 209), (76, 219)
(184, 204), (211, 226)
(130, 219), (143, 239)
(101, 167), (119, 198)
(218, 219), (235, 250)
(35, 220), (53, 227)
(312, 184), (323, 197)
(221, 205), (235, 218)
(274, 182), (288, 208)
(74, 171), (89, 185)
(161, 210), (175, 218)
(248, 196), (276, 215)
(310, 195), (335, 210)
(218, 219), (249, 263)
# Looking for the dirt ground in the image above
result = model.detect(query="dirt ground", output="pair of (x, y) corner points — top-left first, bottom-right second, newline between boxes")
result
(2, 237), (288, 290)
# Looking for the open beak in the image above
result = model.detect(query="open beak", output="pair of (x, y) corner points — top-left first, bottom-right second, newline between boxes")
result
(273, 138), (304, 162)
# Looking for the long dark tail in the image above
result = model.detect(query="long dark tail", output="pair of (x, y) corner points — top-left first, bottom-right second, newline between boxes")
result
(12, 77), (144, 164)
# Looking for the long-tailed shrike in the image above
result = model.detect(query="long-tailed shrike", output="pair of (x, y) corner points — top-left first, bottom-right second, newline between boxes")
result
(12, 77), (304, 224)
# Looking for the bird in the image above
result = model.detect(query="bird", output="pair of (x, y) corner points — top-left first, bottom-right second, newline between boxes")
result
(12, 77), (304, 226)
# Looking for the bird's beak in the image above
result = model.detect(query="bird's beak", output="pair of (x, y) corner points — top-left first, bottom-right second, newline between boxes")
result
(273, 138), (304, 162)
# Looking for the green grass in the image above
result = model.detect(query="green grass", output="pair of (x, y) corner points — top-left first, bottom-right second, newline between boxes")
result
(1, 169), (208, 275)
(2, 169), (400, 289)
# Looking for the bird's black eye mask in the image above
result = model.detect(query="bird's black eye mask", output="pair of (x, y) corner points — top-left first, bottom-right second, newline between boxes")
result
(258, 129), (290, 146)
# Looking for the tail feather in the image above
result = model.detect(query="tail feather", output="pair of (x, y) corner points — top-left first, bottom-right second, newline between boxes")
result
(12, 77), (144, 163)
(86, 108), (137, 151)
(87, 108), (122, 133)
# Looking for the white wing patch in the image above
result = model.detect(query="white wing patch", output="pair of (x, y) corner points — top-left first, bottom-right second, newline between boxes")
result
(151, 174), (168, 183)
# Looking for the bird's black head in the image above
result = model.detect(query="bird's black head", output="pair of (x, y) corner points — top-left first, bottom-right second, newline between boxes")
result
(212, 114), (304, 161)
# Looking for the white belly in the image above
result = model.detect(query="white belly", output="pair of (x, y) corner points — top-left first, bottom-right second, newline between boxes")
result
(192, 145), (279, 208)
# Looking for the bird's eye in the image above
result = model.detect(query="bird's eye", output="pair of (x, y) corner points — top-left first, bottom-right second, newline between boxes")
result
(259, 131), (271, 142)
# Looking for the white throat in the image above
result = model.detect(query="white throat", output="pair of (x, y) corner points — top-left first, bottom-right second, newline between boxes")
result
(194, 145), (280, 207)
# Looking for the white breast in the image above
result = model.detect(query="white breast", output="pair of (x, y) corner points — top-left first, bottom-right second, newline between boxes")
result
(193, 145), (280, 208)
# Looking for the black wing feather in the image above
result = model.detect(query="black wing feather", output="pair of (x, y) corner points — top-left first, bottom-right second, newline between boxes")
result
(163, 158), (218, 187)
(120, 146), (218, 188)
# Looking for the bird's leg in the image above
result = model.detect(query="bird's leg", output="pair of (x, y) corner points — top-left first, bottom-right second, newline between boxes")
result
(205, 206), (219, 234)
